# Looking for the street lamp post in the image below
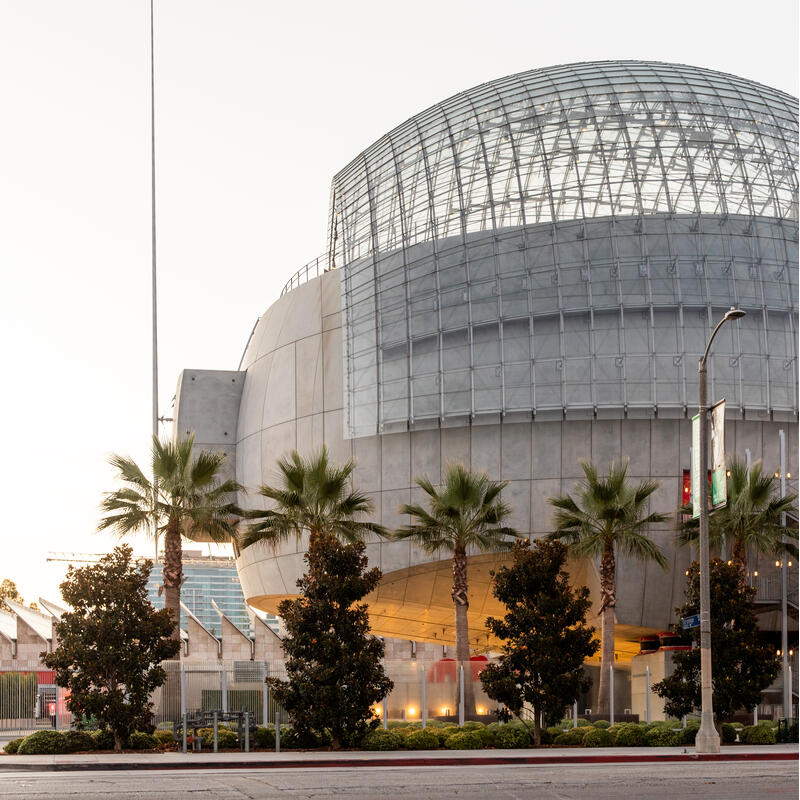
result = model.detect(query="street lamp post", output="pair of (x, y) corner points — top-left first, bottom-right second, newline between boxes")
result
(696, 306), (745, 754)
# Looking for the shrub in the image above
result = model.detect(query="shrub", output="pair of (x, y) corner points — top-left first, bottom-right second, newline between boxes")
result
(434, 725), (461, 746)
(404, 729), (440, 750)
(199, 728), (238, 749)
(460, 721), (485, 730)
(757, 719), (777, 727)
(62, 730), (97, 753)
(361, 729), (401, 751)
(721, 723), (737, 744)
(740, 725), (776, 745)
(592, 719), (611, 729)
(153, 729), (174, 746)
(645, 727), (679, 747)
(559, 719), (574, 729)
(3, 738), (24, 754)
(91, 729), (118, 750)
(255, 726), (276, 748)
(17, 731), (69, 755)
(128, 732), (157, 751)
(583, 728), (614, 747)
(575, 718), (591, 727)
(478, 727), (497, 747)
(677, 724), (699, 745)
(613, 724), (647, 747)
(445, 731), (483, 750)
(537, 728), (553, 745)
(392, 725), (420, 740)
(495, 726), (530, 749)
(546, 726), (564, 740)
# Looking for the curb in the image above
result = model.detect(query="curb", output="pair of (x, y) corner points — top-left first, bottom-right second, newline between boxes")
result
(0, 751), (796, 772)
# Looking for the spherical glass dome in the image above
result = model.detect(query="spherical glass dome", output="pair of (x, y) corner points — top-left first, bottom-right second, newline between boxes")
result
(327, 62), (798, 437)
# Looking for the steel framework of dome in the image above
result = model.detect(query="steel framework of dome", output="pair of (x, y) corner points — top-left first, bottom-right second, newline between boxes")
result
(329, 61), (798, 438)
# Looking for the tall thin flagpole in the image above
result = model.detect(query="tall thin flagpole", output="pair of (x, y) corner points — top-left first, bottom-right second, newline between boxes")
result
(150, 0), (160, 562)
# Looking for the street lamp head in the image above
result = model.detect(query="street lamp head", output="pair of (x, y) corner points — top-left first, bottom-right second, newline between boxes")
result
(724, 307), (746, 321)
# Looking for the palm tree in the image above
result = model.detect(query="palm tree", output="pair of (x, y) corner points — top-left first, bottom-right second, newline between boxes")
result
(678, 457), (797, 578)
(99, 435), (242, 641)
(547, 460), (668, 716)
(239, 447), (386, 550)
(391, 463), (519, 716)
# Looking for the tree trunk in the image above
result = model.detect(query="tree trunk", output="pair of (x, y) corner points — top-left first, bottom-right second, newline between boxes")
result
(731, 537), (747, 581)
(452, 546), (475, 719)
(533, 704), (542, 746)
(597, 541), (616, 717)
(162, 514), (183, 644)
(113, 730), (123, 752)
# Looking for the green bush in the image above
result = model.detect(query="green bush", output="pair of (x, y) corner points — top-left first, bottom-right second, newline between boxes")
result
(255, 726), (276, 748)
(3, 738), (24, 754)
(153, 729), (174, 746)
(404, 729), (440, 750)
(613, 724), (647, 747)
(460, 721), (485, 730)
(679, 722), (700, 745)
(495, 726), (530, 749)
(62, 730), (96, 753)
(445, 731), (484, 750)
(559, 726), (592, 745)
(592, 719), (611, 729)
(17, 731), (69, 755)
(575, 718), (591, 727)
(546, 726), (565, 740)
(361, 729), (401, 751)
(392, 725), (421, 739)
(583, 728), (614, 747)
(537, 728), (553, 745)
(645, 727), (679, 747)
(740, 725), (776, 745)
(434, 725), (462, 746)
(478, 727), (497, 747)
(128, 732), (157, 751)
(559, 719), (574, 729)
(757, 719), (777, 728)
(90, 729), (118, 750)
(720, 723), (737, 744)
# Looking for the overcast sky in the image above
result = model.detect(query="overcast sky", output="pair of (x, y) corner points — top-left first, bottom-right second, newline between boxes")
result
(1, 0), (797, 605)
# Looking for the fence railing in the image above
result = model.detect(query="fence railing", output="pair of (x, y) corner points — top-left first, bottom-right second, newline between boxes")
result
(280, 253), (331, 296)
(753, 573), (799, 605)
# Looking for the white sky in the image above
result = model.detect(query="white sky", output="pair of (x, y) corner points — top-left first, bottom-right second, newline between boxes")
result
(0, 0), (797, 605)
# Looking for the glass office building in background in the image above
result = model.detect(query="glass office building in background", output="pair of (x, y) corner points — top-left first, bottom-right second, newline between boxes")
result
(146, 551), (279, 638)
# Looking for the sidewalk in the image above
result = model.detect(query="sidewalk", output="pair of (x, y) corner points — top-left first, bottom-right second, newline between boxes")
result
(0, 744), (796, 772)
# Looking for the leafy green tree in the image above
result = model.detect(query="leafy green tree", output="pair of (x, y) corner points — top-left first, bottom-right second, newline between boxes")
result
(678, 458), (797, 578)
(653, 559), (780, 724)
(269, 533), (393, 749)
(99, 434), (242, 640)
(41, 546), (180, 751)
(547, 460), (667, 715)
(391, 463), (519, 714)
(480, 539), (598, 745)
(240, 447), (386, 550)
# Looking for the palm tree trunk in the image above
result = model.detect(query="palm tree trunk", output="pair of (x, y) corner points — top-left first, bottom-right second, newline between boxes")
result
(452, 546), (475, 719)
(597, 541), (616, 717)
(162, 514), (183, 644)
(731, 537), (747, 582)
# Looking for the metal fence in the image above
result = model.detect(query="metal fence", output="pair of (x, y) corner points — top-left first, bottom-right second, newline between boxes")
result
(0, 670), (71, 736)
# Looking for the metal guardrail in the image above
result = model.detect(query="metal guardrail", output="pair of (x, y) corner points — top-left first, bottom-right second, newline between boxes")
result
(280, 254), (332, 296)
(753, 573), (799, 605)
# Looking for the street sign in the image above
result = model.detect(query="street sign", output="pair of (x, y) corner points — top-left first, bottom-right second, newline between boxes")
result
(681, 614), (701, 630)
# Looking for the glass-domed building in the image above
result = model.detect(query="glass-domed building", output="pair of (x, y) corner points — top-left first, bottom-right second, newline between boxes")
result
(174, 61), (798, 660)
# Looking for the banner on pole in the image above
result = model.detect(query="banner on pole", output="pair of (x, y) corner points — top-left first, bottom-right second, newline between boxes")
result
(711, 399), (726, 509)
(691, 414), (701, 519)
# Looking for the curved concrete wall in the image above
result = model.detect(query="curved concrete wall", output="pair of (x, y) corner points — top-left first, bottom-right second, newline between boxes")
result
(231, 269), (797, 654)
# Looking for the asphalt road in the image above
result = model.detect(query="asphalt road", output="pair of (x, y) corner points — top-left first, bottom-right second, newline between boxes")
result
(0, 762), (796, 799)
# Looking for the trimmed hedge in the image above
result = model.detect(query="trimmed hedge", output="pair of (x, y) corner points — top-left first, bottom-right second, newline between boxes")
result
(613, 724), (647, 747)
(495, 726), (530, 749)
(645, 727), (679, 747)
(445, 731), (483, 750)
(255, 726), (276, 748)
(404, 729), (440, 750)
(583, 728), (614, 747)
(17, 731), (69, 755)
(434, 725), (462, 746)
(62, 730), (97, 753)
(460, 721), (485, 731)
(720, 723), (737, 744)
(129, 732), (158, 751)
(153, 729), (175, 746)
(679, 723), (700, 745)
(3, 738), (24, 754)
(361, 729), (401, 751)
(592, 719), (611, 729)
(91, 729), (118, 750)
(740, 725), (776, 745)
(554, 726), (592, 746)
